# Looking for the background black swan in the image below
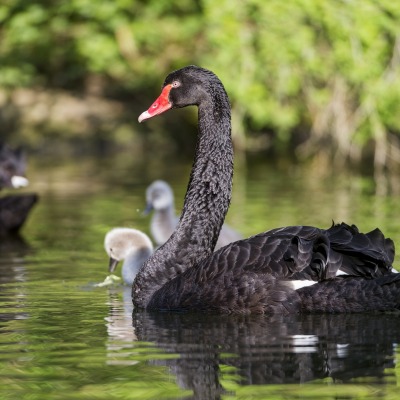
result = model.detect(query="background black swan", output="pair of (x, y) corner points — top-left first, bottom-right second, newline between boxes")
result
(145, 179), (242, 249)
(132, 65), (400, 314)
(0, 144), (38, 236)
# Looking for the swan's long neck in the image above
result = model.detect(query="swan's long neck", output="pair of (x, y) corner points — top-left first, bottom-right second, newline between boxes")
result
(132, 94), (233, 308)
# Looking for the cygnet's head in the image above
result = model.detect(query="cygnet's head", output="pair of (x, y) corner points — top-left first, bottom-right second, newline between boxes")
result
(144, 180), (174, 212)
(104, 228), (154, 274)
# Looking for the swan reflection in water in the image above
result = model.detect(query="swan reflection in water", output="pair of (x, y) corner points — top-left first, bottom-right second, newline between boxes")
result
(104, 297), (400, 397)
(104, 287), (137, 365)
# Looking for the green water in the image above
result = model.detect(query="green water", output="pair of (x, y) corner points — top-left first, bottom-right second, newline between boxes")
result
(1, 153), (400, 399)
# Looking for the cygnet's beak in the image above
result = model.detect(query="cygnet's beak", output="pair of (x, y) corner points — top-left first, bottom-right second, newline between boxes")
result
(142, 202), (153, 216)
(108, 257), (119, 273)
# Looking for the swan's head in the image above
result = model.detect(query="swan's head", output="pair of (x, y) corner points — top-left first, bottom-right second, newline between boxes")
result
(104, 228), (154, 274)
(0, 144), (29, 189)
(144, 180), (174, 213)
(138, 65), (227, 122)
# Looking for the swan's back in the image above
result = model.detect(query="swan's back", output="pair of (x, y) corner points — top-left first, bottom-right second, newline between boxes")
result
(146, 223), (396, 313)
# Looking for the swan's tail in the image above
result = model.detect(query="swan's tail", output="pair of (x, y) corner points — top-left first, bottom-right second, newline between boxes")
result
(326, 222), (395, 278)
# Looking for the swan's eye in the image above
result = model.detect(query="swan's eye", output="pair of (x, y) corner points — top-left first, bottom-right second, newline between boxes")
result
(171, 81), (181, 88)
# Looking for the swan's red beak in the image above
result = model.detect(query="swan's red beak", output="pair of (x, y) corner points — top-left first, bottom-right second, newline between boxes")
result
(138, 84), (173, 123)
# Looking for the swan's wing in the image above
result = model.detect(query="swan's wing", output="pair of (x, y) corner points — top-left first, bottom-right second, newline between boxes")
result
(146, 225), (325, 312)
(207, 225), (333, 280)
(182, 222), (395, 285)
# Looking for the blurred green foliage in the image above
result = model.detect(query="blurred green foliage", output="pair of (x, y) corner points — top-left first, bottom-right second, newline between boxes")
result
(1, 0), (400, 166)
(0, 0), (203, 89)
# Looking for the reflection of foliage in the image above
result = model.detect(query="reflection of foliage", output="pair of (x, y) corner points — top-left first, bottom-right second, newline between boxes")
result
(1, 0), (400, 166)
(0, 282), (188, 400)
(393, 346), (400, 386)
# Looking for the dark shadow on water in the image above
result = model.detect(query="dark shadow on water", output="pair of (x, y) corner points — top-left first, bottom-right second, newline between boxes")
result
(0, 233), (31, 254)
(132, 311), (400, 399)
(0, 233), (32, 284)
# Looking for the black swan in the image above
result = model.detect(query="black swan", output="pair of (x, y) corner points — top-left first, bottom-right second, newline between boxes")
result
(0, 144), (38, 236)
(104, 227), (153, 285)
(145, 179), (242, 249)
(132, 65), (400, 314)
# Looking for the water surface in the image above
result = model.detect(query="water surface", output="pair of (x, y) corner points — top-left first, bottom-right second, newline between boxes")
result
(1, 153), (400, 399)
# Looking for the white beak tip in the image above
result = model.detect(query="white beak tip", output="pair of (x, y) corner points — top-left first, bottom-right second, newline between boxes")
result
(138, 111), (151, 123)
(11, 175), (29, 188)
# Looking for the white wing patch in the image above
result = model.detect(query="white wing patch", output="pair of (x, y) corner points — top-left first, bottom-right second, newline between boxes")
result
(283, 280), (317, 290)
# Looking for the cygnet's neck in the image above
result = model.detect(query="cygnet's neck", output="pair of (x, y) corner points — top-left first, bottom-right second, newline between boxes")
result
(151, 206), (177, 246)
(122, 246), (153, 286)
